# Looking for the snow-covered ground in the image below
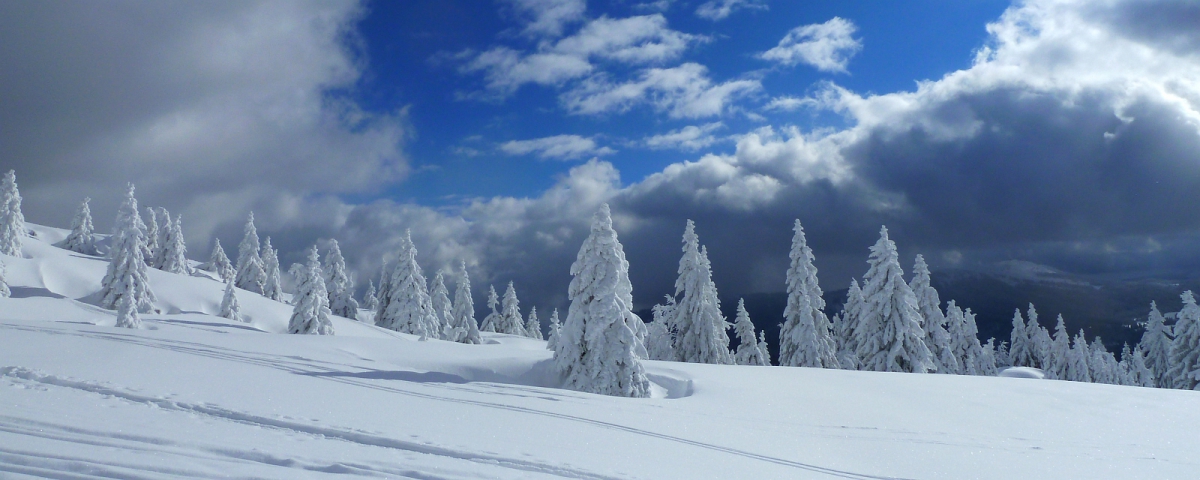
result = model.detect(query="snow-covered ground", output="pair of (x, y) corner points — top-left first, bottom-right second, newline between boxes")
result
(2, 225), (1198, 479)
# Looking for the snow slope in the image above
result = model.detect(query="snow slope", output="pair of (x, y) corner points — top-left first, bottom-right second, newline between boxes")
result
(2, 225), (1198, 479)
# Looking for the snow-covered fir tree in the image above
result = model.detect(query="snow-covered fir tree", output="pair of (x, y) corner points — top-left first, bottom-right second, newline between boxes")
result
(835, 279), (864, 369)
(733, 298), (770, 366)
(373, 260), (392, 322)
(208, 239), (235, 282)
(234, 212), (266, 294)
(480, 285), (501, 333)
(1124, 344), (1155, 388)
(778, 220), (838, 368)
(1167, 290), (1200, 390)
(1027, 305), (1051, 370)
(114, 282), (140, 329)
(0, 257), (9, 298)
(855, 226), (934, 373)
(323, 240), (358, 320)
(60, 197), (95, 255)
(1067, 331), (1092, 382)
(363, 280), (379, 312)
(288, 246), (334, 335)
(647, 296), (677, 361)
(450, 262), (482, 344)
(495, 281), (527, 336)
(525, 307), (543, 340)
(1089, 337), (1115, 384)
(1007, 309), (1034, 368)
(99, 184), (156, 312)
(0, 170), (26, 257)
(219, 280), (242, 323)
(143, 208), (159, 265)
(157, 215), (189, 274)
(1140, 301), (1173, 388)
(150, 207), (171, 267)
(376, 231), (439, 338)
(553, 203), (650, 398)
(546, 308), (562, 351)
(946, 300), (977, 374)
(669, 221), (732, 365)
(261, 237), (283, 302)
(910, 255), (959, 374)
(977, 336), (999, 376)
(429, 270), (453, 338)
(1047, 314), (1071, 380)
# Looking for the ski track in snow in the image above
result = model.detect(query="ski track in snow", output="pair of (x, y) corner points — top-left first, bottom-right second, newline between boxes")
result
(0, 321), (906, 480)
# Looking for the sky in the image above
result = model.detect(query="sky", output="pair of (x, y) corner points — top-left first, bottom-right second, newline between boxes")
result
(3, 0), (1200, 314)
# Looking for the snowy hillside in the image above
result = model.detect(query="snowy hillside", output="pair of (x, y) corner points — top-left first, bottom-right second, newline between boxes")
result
(2, 225), (1199, 479)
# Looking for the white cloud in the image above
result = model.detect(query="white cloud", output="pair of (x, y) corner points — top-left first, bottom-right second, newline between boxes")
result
(644, 122), (726, 150)
(505, 0), (586, 38)
(695, 0), (767, 21)
(562, 63), (760, 118)
(759, 17), (862, 73)
(500, 135), (616, 160)
(460, 14), (701, 96)
(764, 95), (820, 111)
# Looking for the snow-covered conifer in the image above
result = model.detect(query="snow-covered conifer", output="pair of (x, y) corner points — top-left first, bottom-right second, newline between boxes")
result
(495, 281), (527, 336)
(143, 208), (159, 265)
(157, 215), (189, 274)
(669, 221), (732, 365)
(261, 237), (283, 301)
(288, 246), (334, 335)
(450, 262), (482, 344)
(429, 270), (453, 338)
(1007, 309), (1034, 368)
(208, 239), (235, 282)
(1027, 305), (1051, 369)
(835, 279), (864, 369)
(151, 207), (171, 267)
(734, 298), (770, 366)
(234, 213), (266, 294)
(1089, 337), (1115, 384)
(0, 170), (26, 257)
(855, 226), (934, 373)
(546, 308), (562, 351)
(778, 220), (838, 368)
(373, 260), (393, 322)
(647, 296), (677, 361)
(1125, 345), (1155, 387)
(1067, 331), (1092, 383)
(114, 282), (140, 329)
(363, 280), (379, 312)
(910, 255), (959, 374)
(553, 203), (650, 397)
(1167, 290), (1200, 390)
(525, 307), (543, 340)
(323, 240), (358, 320)
(0, 258), (9, 298)
(219, 280), (242, 322)
(481, 285), (501, 333)
(61, 197), (96, 255)
(1140, 301), (1173, 388)
(1047, 314), (1071, 380)
(376, 231), (439, 338)
(99, 184), (156, 312)
(978, 337), (999, 376)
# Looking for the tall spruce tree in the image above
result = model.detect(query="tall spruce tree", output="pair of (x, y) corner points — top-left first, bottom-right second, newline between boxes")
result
(525, 307), (543, 340)
(61, 197), (96, 255)
(910, 255), (959, 374)
(429, 270), (453, 338)
(670, 221), (732, 365)
(733, 298), (770, 366)
(151, 207), (171, 267)
(363, 279), (379, 312)
(0, 170), (26, 257)
(481, 285), (501, 333)
(450, 261), (482, 344)
(288, 246), (334, 335)
(234, 213), (266, 294)
(219, 280), (242, 323)
(376, 231), (439, 338)
(157, 215), (189, 274)
(552, 204), (650, 398)
(1167, 291), (1200, 390)
(1027, 304), (1051, 369)
(1047, 314), (1071, 380)
(1007, 309), (1034, 367)
(496, 281), (527, 336)
(1068, 331), (1092, 382)
(835, 279), (865, 369)
(546, 308), (562, 351)
(144, 208), (159, 265)
(99, 184), (156, 312)
(208, 239), (235, 282)
(1140, 301), (1173, 388)
(855, 226), (933, 373)
(323, 240), (358, 320)
(778, 220), (838, 368)
(261, 237), (284, 301)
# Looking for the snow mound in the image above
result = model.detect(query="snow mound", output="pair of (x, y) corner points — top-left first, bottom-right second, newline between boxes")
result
(998, 366), (1046, 379)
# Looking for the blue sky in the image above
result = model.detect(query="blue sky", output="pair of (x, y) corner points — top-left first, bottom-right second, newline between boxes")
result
(355, 0), (1010, 204)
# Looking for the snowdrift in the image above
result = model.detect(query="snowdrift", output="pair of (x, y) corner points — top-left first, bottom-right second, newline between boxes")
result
(2, 224), (1198, 479)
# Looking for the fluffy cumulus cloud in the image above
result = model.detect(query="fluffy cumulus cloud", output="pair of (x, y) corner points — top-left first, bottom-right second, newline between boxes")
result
(0, 1), (407, 245)
(500, 135), (616, 160)
(759, 17), (862, 73)
(695, 0), (768, 21)
(644, 122), (726, 151)
(504, 0), (587, 38)
(562, 63), (760, 118)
